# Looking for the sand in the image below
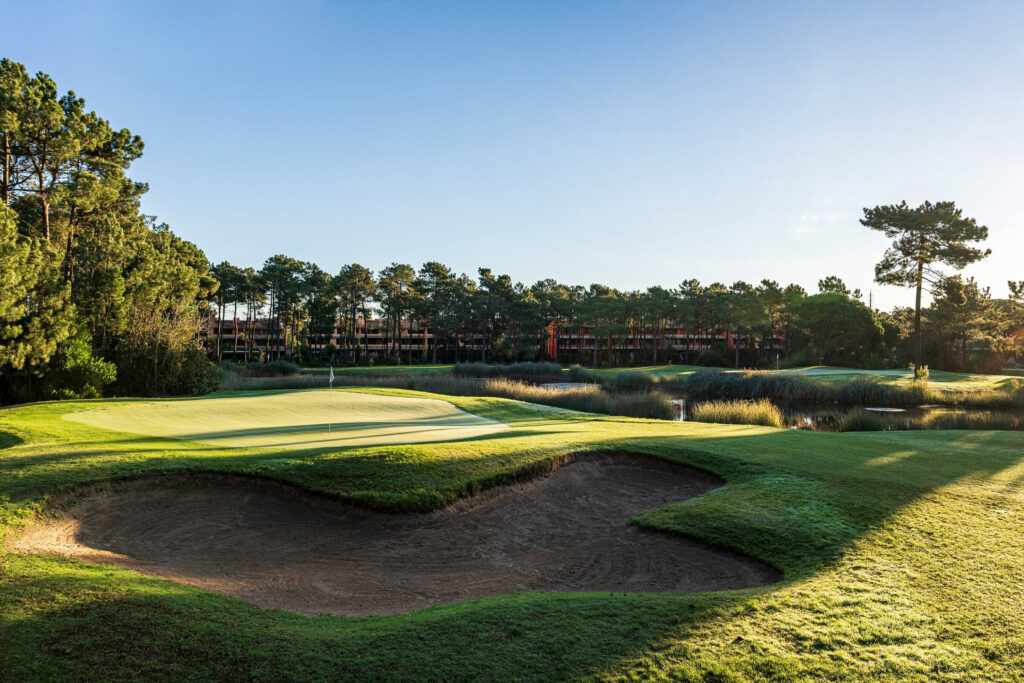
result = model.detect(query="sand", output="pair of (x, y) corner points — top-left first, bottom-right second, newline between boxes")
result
(12, 454), (779, 616)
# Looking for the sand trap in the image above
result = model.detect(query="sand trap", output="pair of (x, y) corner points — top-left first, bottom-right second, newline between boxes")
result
(13, 454), (779, 616)
(63, 390), (507, 450)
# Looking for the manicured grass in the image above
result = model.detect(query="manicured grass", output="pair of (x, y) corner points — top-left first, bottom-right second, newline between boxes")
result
(2, 388), (1024, 679)
(65, 390), (507, 451)
(790, 366), (1023, 390)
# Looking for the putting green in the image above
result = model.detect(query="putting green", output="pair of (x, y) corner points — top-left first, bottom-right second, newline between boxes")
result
(64, 390), (508, 450)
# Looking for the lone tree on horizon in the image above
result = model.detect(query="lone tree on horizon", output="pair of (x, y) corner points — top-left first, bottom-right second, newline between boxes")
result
(861, 200), (989, 380)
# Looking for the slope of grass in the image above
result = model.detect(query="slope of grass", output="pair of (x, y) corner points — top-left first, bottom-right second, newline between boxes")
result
(64, 390), (507, 450)
(2, 388), (1023, 679)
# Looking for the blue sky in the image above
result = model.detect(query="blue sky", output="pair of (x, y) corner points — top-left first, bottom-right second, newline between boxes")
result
(6, 1), (1024, 309)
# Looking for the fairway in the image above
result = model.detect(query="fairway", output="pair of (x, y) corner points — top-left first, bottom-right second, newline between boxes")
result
(5, 388), (1024, 679)
(63, 390), (508, 450)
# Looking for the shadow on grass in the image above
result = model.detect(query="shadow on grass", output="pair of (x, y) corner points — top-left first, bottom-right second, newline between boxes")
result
(4, 410), (1024, 677)
(0, 430), (23, 450)
(1, 553), (775, 680)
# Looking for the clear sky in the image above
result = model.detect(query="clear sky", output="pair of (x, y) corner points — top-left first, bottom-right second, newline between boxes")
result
(6, 1), (1023, 309)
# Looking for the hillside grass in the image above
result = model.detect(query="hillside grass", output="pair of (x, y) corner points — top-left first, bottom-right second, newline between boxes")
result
(2, 389), (1023, 679)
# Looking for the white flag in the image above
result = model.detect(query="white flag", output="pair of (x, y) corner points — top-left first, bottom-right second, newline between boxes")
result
(329, 366), (335, 385)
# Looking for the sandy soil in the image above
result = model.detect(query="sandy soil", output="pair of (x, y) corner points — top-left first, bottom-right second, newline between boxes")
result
(12, 454), (779, 616)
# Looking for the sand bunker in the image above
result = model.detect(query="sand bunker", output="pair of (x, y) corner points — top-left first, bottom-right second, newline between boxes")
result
(13, 454), (778, 616)
(63, 390), (507, 450)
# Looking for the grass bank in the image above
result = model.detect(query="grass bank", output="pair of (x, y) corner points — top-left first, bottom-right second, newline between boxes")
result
(1, 388), (1023, 679)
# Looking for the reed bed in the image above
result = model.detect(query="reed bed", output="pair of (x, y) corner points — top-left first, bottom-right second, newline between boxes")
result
(452, 362), (564, 382)
(690, 399), (784, 428)
(837, 408), (1024, 432)
(673, 370), (1024, 409)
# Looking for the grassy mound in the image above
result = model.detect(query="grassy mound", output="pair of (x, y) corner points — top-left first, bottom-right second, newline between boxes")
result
(64, 390), (507, 450)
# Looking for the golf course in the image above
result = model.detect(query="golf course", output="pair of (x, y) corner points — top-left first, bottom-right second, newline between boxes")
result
(2, 386), (1023, 679)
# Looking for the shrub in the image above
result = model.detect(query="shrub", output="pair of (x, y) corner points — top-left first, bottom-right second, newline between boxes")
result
(238, 360), (300, 377)
(693, 348), (731, 368)
(690, 399), (783, 428)
(452, 362), (564, 381)
(567, 365), (602, 383)
(37, 327), (117, 400)
(610, 371), (657, 391)
(673, 370), (1005, 409)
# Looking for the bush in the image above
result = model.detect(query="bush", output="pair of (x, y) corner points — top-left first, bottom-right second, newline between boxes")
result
(610, 371), (657, 391)
(675, 370), (957, 408)
(693, 348), (731, 368)
(41, 328), (117, 399)
(690, 399), (783, 428)
(567, 365), (602, 383)
(452, 362), (563, 381)
(238, 360), (300, 377)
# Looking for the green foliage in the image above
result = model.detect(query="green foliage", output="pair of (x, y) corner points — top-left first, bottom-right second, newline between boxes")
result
(793, 292), (882, 366)
(0, 206), (75, 390)
(239, 360), (300, 377)
(452, 361), (563, 379)
(0, 59), (213, 401)
(566, 364), (602, 383)
(609, 370), (657, 391)
(38, 326), (116, 399)
(862, 200), (991, 374)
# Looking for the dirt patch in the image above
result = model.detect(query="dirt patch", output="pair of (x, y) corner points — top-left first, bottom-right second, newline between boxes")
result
(11, 454), (779, 616)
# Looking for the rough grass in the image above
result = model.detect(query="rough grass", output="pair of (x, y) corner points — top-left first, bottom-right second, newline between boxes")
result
(675, 370), (1024, 410)
(691, 399), (784, 428)
(2, 389), (1024, 679)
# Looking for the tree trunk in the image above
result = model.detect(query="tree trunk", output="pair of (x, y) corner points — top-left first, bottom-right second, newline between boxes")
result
(431, 315), (438, 364)
(362, 306), (369, 361)
(1, 132), (10, 207)
(913, 262), (924, 380)
(215, 301), (223, 361)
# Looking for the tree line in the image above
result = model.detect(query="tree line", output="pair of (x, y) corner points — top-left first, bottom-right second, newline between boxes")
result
(0, 59), (216, 403)
(210, 248), (1024, 376)
(2, 57), (1020, 403)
